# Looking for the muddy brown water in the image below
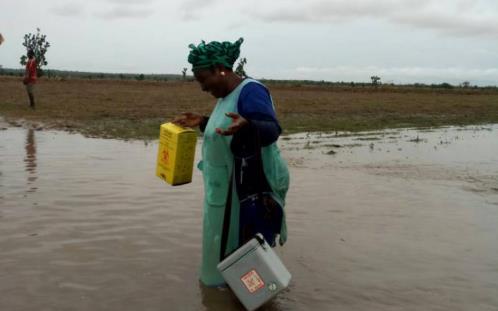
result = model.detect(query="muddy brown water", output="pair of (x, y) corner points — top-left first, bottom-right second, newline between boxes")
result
(1, 123), (497, 311)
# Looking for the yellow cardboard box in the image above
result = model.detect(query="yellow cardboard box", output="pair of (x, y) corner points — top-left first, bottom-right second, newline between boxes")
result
(156, 122), (197, 185)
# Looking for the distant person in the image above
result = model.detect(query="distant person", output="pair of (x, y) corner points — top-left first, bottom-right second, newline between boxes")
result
(173, 38), (289, 287)
(23, 50), (37, 109)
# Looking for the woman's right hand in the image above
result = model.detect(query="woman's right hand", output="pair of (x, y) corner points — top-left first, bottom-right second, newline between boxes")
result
(172, 112), (203, 128)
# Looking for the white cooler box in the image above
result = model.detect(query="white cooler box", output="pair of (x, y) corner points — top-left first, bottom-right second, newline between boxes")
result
(217, 234), (291, 311)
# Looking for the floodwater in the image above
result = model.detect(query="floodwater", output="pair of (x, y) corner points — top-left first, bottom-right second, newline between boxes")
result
(1, 122), (498, 311)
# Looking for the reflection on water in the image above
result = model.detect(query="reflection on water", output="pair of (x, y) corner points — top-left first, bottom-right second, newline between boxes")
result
(24, 128), (38, 193)
(199, 282), (243, 311)
(0, 125), (498, 310)
(199, 281), (285, 311)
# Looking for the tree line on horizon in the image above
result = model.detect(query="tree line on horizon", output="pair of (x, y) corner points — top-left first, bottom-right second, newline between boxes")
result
(1, 66), (494, 91)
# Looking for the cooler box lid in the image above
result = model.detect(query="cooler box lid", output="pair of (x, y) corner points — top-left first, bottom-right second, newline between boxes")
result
(217, 236), (265, 271)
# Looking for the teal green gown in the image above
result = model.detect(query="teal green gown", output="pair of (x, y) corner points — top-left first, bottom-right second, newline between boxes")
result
(199, 78), (289, 286)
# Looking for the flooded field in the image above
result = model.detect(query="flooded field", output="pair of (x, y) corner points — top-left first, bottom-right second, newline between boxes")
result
(1, 123), (497, 310)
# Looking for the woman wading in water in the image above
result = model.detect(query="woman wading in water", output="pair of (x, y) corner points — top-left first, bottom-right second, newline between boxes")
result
(174, 38), (289, 287)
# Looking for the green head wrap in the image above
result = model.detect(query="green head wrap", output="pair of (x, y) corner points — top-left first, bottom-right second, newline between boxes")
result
(188, 37), (243, 71)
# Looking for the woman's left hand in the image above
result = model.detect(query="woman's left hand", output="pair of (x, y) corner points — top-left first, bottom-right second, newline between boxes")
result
(215, 112), (249, 136)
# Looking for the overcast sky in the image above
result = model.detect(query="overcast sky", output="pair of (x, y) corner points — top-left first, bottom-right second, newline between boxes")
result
(1, 0), (497, 85)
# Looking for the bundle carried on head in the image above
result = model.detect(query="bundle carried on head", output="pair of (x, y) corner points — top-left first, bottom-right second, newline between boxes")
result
(188, 37), (243, 71)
